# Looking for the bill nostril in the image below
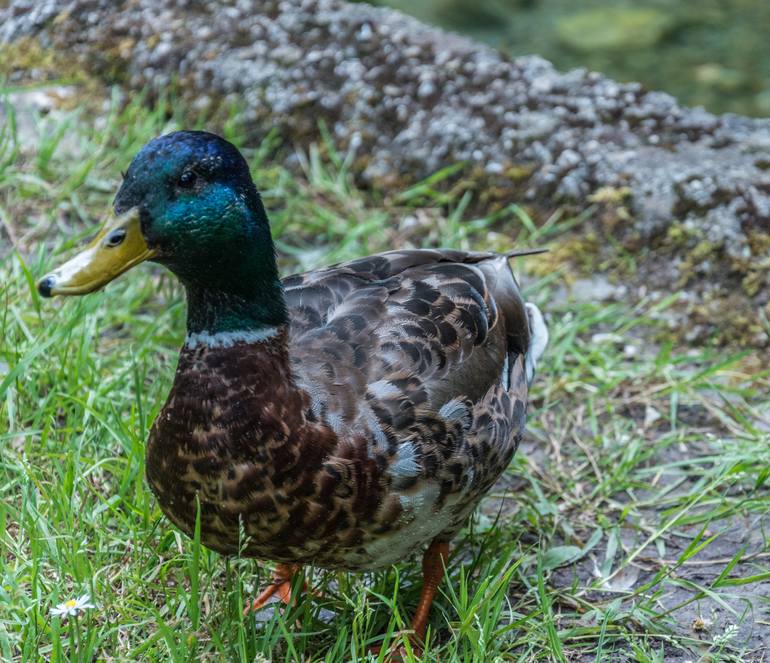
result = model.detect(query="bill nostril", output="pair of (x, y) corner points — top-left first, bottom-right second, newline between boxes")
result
(38, 276), (55, 298)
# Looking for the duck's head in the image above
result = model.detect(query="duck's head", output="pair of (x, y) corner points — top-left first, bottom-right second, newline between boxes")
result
(38, 131), (286, 334)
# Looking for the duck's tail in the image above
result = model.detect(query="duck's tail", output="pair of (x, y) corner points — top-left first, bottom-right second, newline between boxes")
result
(503, 247), (549, 259)
(524, 303), (548, 386)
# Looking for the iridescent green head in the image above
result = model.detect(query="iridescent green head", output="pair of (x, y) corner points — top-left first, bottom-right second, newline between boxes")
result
(39, 131), (287, 336)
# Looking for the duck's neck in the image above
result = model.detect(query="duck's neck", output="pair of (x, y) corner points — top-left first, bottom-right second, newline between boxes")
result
(180, 249), (288, 347)
(156, 191), (289, 344)
(184, 283), (288, 347)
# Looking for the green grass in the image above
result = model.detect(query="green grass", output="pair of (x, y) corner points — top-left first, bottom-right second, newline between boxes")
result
(1, 88), (769, 662)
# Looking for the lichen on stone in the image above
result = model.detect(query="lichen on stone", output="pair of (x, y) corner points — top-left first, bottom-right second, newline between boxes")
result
(1, 0), (768, 346)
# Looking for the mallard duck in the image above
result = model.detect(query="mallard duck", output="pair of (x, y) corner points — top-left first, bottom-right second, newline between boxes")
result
(38, 131), (548, 646)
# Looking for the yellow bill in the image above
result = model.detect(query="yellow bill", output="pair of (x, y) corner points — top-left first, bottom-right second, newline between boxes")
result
(38, 207), (157, 297)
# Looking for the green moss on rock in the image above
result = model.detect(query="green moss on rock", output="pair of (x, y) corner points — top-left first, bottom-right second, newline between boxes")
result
(557, 8), (676, 53)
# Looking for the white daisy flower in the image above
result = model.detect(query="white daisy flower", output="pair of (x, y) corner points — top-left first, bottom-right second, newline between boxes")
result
(50, 594), (95, 618)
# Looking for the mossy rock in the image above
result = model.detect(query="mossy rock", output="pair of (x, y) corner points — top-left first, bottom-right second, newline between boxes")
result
(556, 8), (676, 53)
(694, 64), (748, 92)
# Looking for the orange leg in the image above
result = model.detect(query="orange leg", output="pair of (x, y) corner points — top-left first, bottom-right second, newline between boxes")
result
(410, 540), (450, 643)
(244, 563), (303, 614)
(369, 540), (450, 659)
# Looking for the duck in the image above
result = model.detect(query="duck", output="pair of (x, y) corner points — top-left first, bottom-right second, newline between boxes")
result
(37, 130), (548, 647)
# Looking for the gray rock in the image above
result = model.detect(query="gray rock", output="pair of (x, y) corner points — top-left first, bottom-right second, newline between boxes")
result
(1, 0), (768, 344)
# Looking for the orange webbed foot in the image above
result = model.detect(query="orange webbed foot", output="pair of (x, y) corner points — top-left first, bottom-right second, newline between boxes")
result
(367, 638), (424, 662)
(244, 563), (305, 614)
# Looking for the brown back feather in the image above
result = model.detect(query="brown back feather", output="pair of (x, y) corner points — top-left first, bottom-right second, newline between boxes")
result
(284, 249), (529, 426)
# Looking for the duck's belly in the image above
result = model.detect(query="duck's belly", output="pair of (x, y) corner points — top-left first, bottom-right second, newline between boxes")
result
(354, 485), (466, 569)
(145, 393), (510, 570)
(147, 445), (471, 571)
(155, 492), (462, 571)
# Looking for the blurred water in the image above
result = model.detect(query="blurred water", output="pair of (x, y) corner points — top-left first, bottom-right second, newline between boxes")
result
(363, 0), (770, 117)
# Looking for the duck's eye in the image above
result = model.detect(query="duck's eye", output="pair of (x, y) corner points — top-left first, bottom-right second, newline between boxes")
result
(178, 170), (197, 189)
(105, 228), (126, 248)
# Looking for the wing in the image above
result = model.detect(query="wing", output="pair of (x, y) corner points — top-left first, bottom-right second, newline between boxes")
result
(281, 249), (535, 563)
(283, 249), (530, 433)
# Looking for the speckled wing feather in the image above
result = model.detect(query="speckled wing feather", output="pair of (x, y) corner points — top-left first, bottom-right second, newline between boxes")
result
(281, 249), (532, 565)
(284, 249), (530, 412)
